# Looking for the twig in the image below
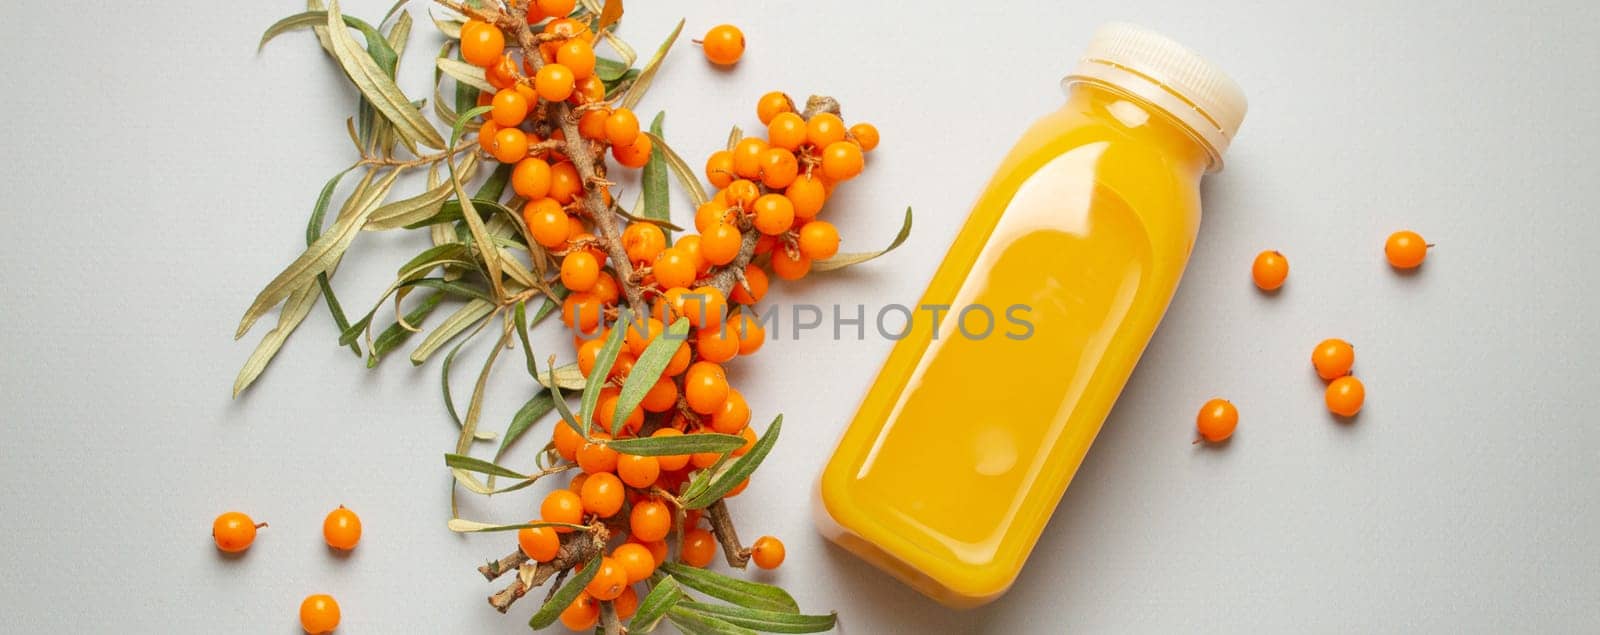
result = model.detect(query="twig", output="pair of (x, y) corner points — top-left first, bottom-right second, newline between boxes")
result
(706, 499), (750, 568)
(487, 524), (608, 612)
(600, 600), (623, 635)
(479, 549), (530, 581)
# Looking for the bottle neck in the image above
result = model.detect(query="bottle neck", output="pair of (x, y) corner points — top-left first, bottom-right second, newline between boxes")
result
(1065, 80), (1215, 175)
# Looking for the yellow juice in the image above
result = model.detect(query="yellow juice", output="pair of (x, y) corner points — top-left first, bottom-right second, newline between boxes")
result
(817, 24), (1246, 607)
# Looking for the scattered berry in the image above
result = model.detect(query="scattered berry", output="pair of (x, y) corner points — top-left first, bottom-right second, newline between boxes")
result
(1385, 230), (1428, 269)
(1196, 398), (1238, 443)
(322, 506), (361, 550)
(701, 24), (745, 65)
(1251, 250), (1288, 291)
(212, 511), (263, 553)
(1311, 338), (1355, 380)
(299, 594), (340, 634)
(751, 535), (786, 569)
(1325, 376), (1365, 417)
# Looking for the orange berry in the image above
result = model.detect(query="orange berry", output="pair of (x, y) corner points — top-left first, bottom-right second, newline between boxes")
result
(766, 112), (806, 151)
(490, 127), (530, 163)
(652, 247), (697, 290)
(486, 53), (518, 90)
(786, 173), (827, 219)
(629, 500), (672, 542)
(752, 194), (794, 236)
(561, 292), (604, 333)
(622, 317), (664, 357)
(849, 122), (880, 151)
(555, 39), (595, 80)
(733, 425), (758, 456)
(754, 234), (779, 255)
(797, 220), (840, 260)
(580, 471), (625, 517)
(548, 161), (582, 203)
(731, 137), (768, 180)
(732, 311), (765, 355)
(759, 147), (799, 189)
(614, 134), (653, 168)
(1196, 398), (1238, 443)
(756, 91), (793, 125)
(664, 340), (692, 377)
(806, 112), (846, 148)
(730, 264), (768, 305)
(821, 140), (865, 181)
(641, 377), (678, 413)
(700, 222), (743, 266)
(613, 585), (640, 620)
(770, 248), (811, 280)
(710, 388), (750, 434)
(491, 88), (530, 127)
(322, 506), (361, 550)
(701, 24), (745, 65)
(705, 150), (736, 189)
(751, 535), (786, 569)
(592, 272), (620, 305)
(623, 222), (667, 264)
(724, 179), (760, 209)
(675, 235), (710, 275)
(522, 199), (569, 249)
(541, 489), (585, 530)
(604, 108), (640, 147)
(684, 361), (729, 414)
(679, 286), (728, 330)
(577, 433), (619, 474)
(578, 107), (610, 139)
(536, 0), (577, 19)
(1326, 376), (1366, 417)
(559, 591), (599, 631)
(696, 324), (740, 364)
(541, 18), (594, 60)
(553, 418), (584, 461)
(1385, 230), (1428, 269)
(577, 336), (608, 375)
(572, 75), (605, 103)
(460, 20), (505, 67)
(477, 120), (500, 153)
(534, 63), (576, 101)
(1311, 338), (1355, 381)
(617, 453), (660, 488)
(212, 511), (261, 553)
(511, 158), (553, 200)
(681, 527), (717, 567)
(597, 389), (643, 433)
(695, 199), (734, 233)
(518, 524), (561, 561)
(585, 556), (629, 601)
(1251, 250), (1289, 291)
(568, 472), (588, 494)
(651, 428), (691, 471)
(299, 594), (341, 634)
(612, 542), (657, 584)
(560, 250), (600, 292)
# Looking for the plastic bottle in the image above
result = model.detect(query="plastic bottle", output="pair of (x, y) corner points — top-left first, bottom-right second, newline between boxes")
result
(816, 23), (1248, 608)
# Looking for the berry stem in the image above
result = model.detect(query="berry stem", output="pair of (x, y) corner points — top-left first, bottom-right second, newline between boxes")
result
(599, 600), (623, 635)
(707, 499), (750, 568)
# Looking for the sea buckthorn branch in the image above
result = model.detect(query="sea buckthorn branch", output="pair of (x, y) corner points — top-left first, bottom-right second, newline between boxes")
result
(706, 500), (749, 568)
(489, 523), (608, 612)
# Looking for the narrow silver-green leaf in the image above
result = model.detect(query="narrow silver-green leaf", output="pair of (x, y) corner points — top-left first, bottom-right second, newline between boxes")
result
(233, 282), (319, 398)
(657, 563), (800, 613)
(444, 453), (527, 479)
(548, 356), (588, 441)
(367, 290), (443, 367)
(530, 555), (603, 629)
(639, 112), (672, 227)
(680, 416), (782, 509)
(594, 57), (630, 81)
(620, 19), (684, 110)
(447, 518), (589, 533)
(674, 602), (836, 634)
(447, 106), (504, 299)
(643, 130), (709, 209)
(436, 56), (497, 93)
(364, 153), (478, 230)
(667, 606), (759, 635)
(813, 206), (913, 273)
(605, 432), (743, 457)
(326, 0), (445, 150)
(610, 317), (689, 435)
(536, 362), (588, 391)
(495, 390), (554, 462)
(411, 298), (494, 365)
(305, 166), (362, 356)
(580, 308), (631, 427)
(629, 577), (685, 633)
(454, 327), (512, 455)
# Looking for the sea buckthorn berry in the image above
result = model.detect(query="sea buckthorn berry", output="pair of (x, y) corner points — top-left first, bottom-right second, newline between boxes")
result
(322, 506), (361, 550)
(725, 477), (750, 498)
(766, 112), (806, 151)
(733, 311), (766, 355)
(1311, 338), (1355, 380)
(522, 199), (569, 249)
(751, 535), (786, 569)
(623, 223), (667, 264)
(586, 556), (629, 601)
(518, 525), (560, 561)
(1385, 230), (1428, 269)
(752, 194), (795, 236)
(1196, 398), (1238, 443)
(1251, 250), (1288, 291)
(515, 82), (539, 107)
(754, 234), (778, 255)
(477, 120), (500, 153)
(604, 108), (641, 147)
(641, 377), (678, 413)
(697, 324), (740, 363)
(477, 89), (495, 109)
(512, 158), (553, 200)
(650, 428), (691, 471)
(725, 179), (761, 209)
(759, 147), (799, 189)
(733, 425), (758, 456)
(613, 542), (657, 583)
(653, 247), (697, 290)
(786, 173), (827, 220)
(592, 272), (620, 305)
(732, 137), (768, 180)
(675, 235), (710, 275)
(486, 54), (518, 90)
(821, 140), (865, 181)
(680, 287), (728, 330)
(597, 390), (643, 433)
(630, 499), (672, 542)
(490, 127), (530, 163)
(701, 222), (743, 265)
(299, 594), (340, 634)
(756, 91), (794, 125)
(684, 361), (730, 414)
(806, 112), (846, 148)
(797, 220), (841, 260)
(614, 585), (640, 620)
(536, 0), (576, 18)
(212, 511), (262, 553)
(577, 337), (606, 376)
(460, 20), (506, 67)
(705, 150), (736, 189)
(623, 317), (664, 356)
(701, 24), (745, 65)
(770, 248), (811, 281)
(562, 293), (604, 336)
(490, 88), (530, 127)
(849, 122), (880, 151)
(730, 264), (768, 305)
(568, 472), (588, 494)
(541, 18), (594, 60)
(695, 199), (733, 233)
(577, 433), (619, 474)
(572, 75), (605, 103)
(559, 591), (599, 631)
(580, 471), (625, 518)
(613, 134), (656, 168)
(555, 39), (595, 80)
(553, 417), (584, 461)
(710, 388), (751, 434)
(681, 527), (717, 567)
(560, 250), (601, 292)
(664, 340), (692, 377)
(578, 107), (610, 139)
(618, 454), (660, 488)
(549, 161), (582, 203)
(534, 63), (576, 101)
(541, 489), (585, 530)
(1326, 376), (1366, 417)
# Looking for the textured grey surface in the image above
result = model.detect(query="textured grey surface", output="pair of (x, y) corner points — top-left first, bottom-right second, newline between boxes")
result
(1, 0), (1598, 632)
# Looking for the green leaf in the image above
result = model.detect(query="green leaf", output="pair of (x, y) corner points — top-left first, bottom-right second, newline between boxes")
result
(453, 326), (512, 455)
(384, 9), (412, 57)
(429, 9), (463, 39)
(436, 56), (497, 93)
(813, 207), (913, 272)
(325, 0), (445, 150)
(610, 318), (689, 435)
(605, 432), (743, 457)
(446, 106), (504, 299)
(447, 518), (588, 533)
(594, 57), (630, 81)
(657, 563), (800, 613)
(629, 577), (685, 633)
(536, 362), (587, 391)
(530, 555), (603, 629)
(620, 19), (683, 110)
(547, 356), (588, 441)
(364, 154), (479, 230)
(400, 196), (511, 230)
(512, 301), (540, 377)
(580, 308), (630, 427)
(444, 453), (527, 479)
(674, 602), (836, 634)
(639, 112), (672, 230)
(667, 606), (759, 635)
(305, 166), (362, 356)
(642, 130), (709, 209)
(366, 290), (443, 367)
(680, 416), (782, 509)
(233, 282), (320, 398)
(495, 390), (554, 461)
(259, 11), (395, 70)
(411, 298), (494, 365)
(474, 161), (514, 201)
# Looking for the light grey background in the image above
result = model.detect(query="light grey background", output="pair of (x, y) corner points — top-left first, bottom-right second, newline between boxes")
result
(2, 0), (1597, 632)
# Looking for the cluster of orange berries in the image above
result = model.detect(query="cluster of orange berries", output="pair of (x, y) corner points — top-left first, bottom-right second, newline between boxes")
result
(211, 506), (363, 633)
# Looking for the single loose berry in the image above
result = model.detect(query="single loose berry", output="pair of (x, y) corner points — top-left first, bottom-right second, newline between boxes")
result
(1252, 250), (1289, 291)
(681, 527), (717, 567)
(849, 122), (880, 151)
(460, 20), (506, 67)
(766, 112), (806, 151)
(518, 524), (561, 561)
(797, 220), (841, 260)
(322, 506), (361, 550)
(613, 542), (657, 583)
(299, 594), (340, 634)
(751, 535), (786, 569)
(756, 91), (793, 125)
(535, 63), (576, 101)
(580, 471), (625, 518)
(1311, 338), (1355, 380)
(212, 511), (262, 553)
(541, 489), (585, 531)
(629, 500), (672, 542)
(752, 194), (795, 236)
(604, 109), (641, 147)
(1326, 376), (1366, 417)
(559, 592), (599, 631)
(806, 112), (846, 148)
(701, 24), (745, 65)
(1385, 230), (1428, 269)
(821, 141), (865, 181)
(617, 454), (660, 489)
(1196, 398), (1238, 443)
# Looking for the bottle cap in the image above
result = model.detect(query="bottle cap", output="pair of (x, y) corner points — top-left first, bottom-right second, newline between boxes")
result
(1066, 23), (1247, 170)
